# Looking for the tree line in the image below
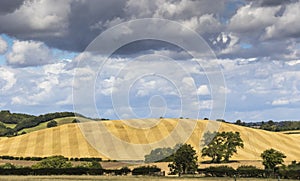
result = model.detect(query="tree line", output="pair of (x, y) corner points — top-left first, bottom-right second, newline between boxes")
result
(144, 131), (294, 178)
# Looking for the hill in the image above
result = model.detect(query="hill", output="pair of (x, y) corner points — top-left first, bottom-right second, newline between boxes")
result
(0, 119), (298, 162)
(0, 111), (85, 136)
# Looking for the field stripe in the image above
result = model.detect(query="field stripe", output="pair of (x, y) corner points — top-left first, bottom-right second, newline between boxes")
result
(13, 135), (27, 156)
(52, 127), (62, 155)
(24, 132), (37, 156)
(0, 138), (12, 155)
(34, 131), (45, 156)
(68, 124), (79, 157)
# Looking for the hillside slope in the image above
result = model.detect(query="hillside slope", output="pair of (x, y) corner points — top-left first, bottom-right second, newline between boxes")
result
(0, 119), (298, 162)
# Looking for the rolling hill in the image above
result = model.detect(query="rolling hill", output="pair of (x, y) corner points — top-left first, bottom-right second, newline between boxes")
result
(0, 118), (298, 163)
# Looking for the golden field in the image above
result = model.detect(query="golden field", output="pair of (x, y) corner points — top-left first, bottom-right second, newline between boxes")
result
(0, 118), (298, 163)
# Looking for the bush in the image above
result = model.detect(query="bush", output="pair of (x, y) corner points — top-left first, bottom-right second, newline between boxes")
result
(237, 165), (264, 177)
(132, 165), (161, 175)
(279, 161), (300, 179)
(204, 166), (236, 177)
(72, 119), (80, 123)
(47, 120), (58, 128)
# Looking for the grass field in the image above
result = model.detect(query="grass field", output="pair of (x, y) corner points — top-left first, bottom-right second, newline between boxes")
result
(2, 123), (16, 129)
(17, 117), (90, 134)
(0, 176), (297, 181)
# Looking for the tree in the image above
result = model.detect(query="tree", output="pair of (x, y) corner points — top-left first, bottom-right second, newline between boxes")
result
(168, 144), (198, 176)
(72, 119), (80, 123)
(261, 148), (286, 171)
(32, 155), (72, 169)
(145, 147), (174, 163)
(201, 131), (244, 163)
(47, 120), (58, 128)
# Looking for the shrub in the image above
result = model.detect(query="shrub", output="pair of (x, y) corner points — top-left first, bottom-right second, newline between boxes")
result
(204, 166), (236, 177)
(47, 120), (58, 128)
(237, 165), (264, 177)
(132, 165), (161, 175)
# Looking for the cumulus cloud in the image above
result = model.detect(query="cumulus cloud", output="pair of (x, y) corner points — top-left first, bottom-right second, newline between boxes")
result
(264, 1), (300, 39)
(0, 0), (71, 37)
(6, 40), (54, 67)
(228, 4), (279, 34)
(0, 67), (16, 91)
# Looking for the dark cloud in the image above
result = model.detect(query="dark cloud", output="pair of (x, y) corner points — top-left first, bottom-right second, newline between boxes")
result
(0, 0), (24, 15)
(0, 0), (127, 52)
(0, 0), (299, 61)
(247, 0), (298, 7)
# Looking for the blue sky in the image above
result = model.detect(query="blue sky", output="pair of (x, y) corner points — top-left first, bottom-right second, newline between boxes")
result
(0, 0), (300, 122)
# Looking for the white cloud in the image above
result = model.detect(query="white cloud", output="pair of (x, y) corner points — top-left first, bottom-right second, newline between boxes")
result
(7, 40), (54, 67)
(0, 67), (16, 91)
(0, 36), (7, 54)
(229, 4), (279, 33)
(264, 2), (300, 39)
(272, 99), (290, 106)
(197, 85), (210, 95)
(180, 14), (222, 34)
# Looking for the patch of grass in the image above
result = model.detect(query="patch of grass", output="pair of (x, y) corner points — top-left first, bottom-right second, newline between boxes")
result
(2, 123), (16, 129)
(17, 117), (91, 134)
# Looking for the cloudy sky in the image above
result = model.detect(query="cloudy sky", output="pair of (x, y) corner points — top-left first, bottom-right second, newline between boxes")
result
(0, 0), (300, 122)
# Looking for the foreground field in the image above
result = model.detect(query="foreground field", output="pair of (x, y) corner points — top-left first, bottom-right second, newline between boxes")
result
(0, 119), (298, 162)
(0, 176), (298, 181)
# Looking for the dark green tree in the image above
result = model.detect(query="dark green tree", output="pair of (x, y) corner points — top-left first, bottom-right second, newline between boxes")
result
(201, 131), (244, 163)
(168, 144), (198, 176)
(261, 148), (286, 171)
(47, 120), (58, 128)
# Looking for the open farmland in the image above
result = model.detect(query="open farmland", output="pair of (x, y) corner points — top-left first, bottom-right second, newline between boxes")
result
(0, 119), (298, 164)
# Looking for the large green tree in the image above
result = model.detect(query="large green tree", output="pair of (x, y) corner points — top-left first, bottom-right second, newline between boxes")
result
(201, 131), (244, 163)
(261, 148), (286, 171)
(168, 144), (198, 176)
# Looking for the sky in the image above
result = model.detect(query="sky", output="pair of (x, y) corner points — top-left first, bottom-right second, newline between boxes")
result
(0, 0), (300, 122)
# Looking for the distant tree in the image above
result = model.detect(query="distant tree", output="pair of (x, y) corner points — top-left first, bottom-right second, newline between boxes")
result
(47, 120), (57, 128)
(119, 166), (131, 175)
(145, 147), (173, 163)
(72, 119), (80, 123)
(201, 131), (244, 163)
(261, 148), (286, 171)
(32, 155), (72, 169)
(168, 144), (198, 176)
(204, 118), (209, 120)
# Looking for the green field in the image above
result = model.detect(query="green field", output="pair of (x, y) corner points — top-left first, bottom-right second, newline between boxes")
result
(17, 117), (88, 134)
(2, 123), (16, 129)
(0, 176), (296, 181)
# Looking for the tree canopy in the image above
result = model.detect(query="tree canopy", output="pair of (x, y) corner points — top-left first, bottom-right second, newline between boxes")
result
(168, 144), (198, 176)
(261, 148), (286, 170)
(201, 131), (244, 163)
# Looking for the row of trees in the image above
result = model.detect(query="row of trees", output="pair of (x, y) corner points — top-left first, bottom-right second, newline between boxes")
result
(167, 143), (287, 177)
(145, 131), (288, 177)
(234, 119), (300, 132)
